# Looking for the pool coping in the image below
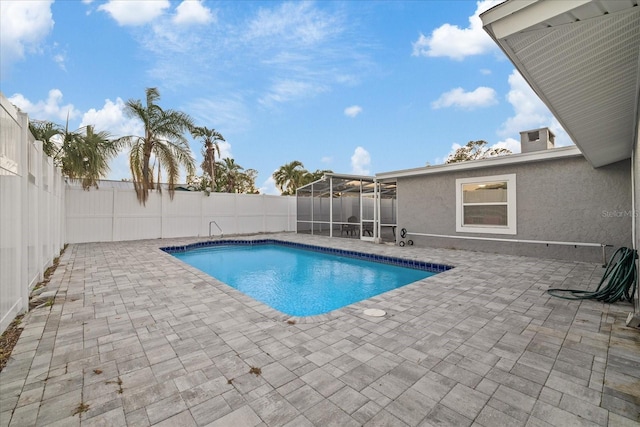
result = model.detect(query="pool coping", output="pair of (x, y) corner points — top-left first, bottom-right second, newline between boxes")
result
(160, 238), (454, 274)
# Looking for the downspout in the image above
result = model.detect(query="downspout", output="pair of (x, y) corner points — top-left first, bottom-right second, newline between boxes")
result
(632, 147), (638, 314)
(633, 65), (640, 316)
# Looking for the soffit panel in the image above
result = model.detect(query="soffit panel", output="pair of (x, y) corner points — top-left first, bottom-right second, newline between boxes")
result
(502, 7), (640, 166)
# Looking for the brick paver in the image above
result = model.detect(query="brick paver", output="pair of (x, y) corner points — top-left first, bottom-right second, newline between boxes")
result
(1, 233), (638, 426)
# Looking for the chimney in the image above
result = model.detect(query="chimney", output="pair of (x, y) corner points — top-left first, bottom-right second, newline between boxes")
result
(519, 127), (555, 153)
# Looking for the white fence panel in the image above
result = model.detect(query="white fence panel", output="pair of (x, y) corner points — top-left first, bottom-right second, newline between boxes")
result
(0, 97), (23, 335)
(114, 191), (162, 241)
(0, 95), (65, 334)
(66, 187), (116, 243)
(163, 191), (202, 238)
(66, 188), (296, 243)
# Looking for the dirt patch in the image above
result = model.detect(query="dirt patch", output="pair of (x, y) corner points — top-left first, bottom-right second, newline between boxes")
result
(0, 315), (25, 372)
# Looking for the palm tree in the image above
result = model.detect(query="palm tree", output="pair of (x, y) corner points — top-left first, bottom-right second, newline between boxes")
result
(62, 125), (118, 190)
(219, 157), (244, 193)
(191, 126), (225, 188)
(301, 169), (333, 186)
(273, 160), (305, 195)
(29, 120), (63, 161)
(120, 87), (195, 204)
(29, 119), (117, 189)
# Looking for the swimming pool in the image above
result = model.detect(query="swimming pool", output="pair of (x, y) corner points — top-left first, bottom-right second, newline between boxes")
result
(163, 240), (452, 317)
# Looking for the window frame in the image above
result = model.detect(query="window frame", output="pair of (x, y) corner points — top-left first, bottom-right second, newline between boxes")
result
(455, 173), (517, 235)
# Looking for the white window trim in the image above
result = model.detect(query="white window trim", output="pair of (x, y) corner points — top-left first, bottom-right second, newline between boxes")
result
(455, 173), (517, 235)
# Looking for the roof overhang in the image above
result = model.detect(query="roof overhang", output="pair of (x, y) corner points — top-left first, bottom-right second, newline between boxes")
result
(481, 0), (640, 168)
(376, 145), (583, 180)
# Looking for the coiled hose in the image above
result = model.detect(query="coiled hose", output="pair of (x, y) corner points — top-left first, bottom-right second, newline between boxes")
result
(547, 247), (637, 303)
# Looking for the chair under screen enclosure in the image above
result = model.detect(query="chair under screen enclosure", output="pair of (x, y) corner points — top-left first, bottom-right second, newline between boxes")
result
(341, 216), (359, 236)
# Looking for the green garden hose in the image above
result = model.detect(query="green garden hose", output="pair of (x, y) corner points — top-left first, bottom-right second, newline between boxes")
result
(547, 247), (637, 303)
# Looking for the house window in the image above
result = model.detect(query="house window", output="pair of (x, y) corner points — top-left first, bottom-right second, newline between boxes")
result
(456, 174), (516, 235)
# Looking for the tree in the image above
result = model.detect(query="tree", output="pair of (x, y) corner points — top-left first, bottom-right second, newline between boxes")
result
(62, 125), (118, 190)
(29, 120), (63, 160)
(29, 119), (118, 189)
(236, 168), (259, 194)
(445, 140), (511, 164)
(273, 162), (333, 195)
(201, 158), (257, 194)
(119, 87), (195, 204)
(191, 126), (225, 187)
(273, 160), (305, 195)
(301, 169), (333, 187)
(219, 158), (243, 193)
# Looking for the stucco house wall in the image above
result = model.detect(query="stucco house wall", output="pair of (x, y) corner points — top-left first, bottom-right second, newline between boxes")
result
(397, 155), (631, 263)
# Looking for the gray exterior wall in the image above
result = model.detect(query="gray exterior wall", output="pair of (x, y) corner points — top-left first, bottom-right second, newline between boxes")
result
(397, 156), (631, 263)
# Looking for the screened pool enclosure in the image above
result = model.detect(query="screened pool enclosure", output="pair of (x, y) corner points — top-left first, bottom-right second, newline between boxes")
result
(296, 174), (397, 243)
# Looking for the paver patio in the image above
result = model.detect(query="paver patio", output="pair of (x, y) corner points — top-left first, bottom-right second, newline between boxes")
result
(1, 233), (638, 426)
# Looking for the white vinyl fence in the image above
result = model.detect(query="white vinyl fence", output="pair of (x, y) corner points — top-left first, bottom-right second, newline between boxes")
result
(0, 92), (295, 334)
(1, 95), (65, 334)
(65, 185), (296, 243)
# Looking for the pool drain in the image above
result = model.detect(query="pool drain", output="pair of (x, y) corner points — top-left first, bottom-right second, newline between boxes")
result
(363, 308), (386, 317)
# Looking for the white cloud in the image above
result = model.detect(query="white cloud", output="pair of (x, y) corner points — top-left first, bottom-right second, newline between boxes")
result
(187, 96), (251, 134)
(432, 87), (498, 110)
(80, 98), (142, 137)
(53, 53), (66, 71)
(350, 146), (371, 175)
(498, 70), (572, 146)
(259, 80), (328, 106)
(98, 0), (170, 26)
(0, 0), (54, 73)
(9, 89), (80, 122)
(245, 2), (341, 47)
(480, 68), (492, 75)
(412, 0), (500, 61)
(344, 105), (362, 118)
(216, 141), (233, 160)
(173, 0), (215, 25)
(491, 137), (521, 154)
(259, 175), (279, 195)
(105, 151), (132, 181)
(129, 1), (363, 110)
(321, 156), (332, 164)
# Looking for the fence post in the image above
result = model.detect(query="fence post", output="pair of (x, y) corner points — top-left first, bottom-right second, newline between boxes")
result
(18, 112), (30, 313)
(111, 187), (116, 242)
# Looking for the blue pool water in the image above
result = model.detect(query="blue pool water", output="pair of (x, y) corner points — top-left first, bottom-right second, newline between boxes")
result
(169, 242), (442, 317)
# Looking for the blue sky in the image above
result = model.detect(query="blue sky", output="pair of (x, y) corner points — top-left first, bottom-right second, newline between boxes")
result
(1, 0), (571, 194)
